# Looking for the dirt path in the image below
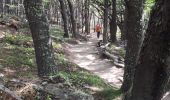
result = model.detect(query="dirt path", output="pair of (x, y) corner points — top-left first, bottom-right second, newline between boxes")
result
(67, 33), (123, 88)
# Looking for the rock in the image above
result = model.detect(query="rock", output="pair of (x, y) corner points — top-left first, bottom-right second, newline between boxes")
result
(36, 83), (94, 100)
(0, 73), (4, 85)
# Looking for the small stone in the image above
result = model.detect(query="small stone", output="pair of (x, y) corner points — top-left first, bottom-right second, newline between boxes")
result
(41, 82), (48, 86)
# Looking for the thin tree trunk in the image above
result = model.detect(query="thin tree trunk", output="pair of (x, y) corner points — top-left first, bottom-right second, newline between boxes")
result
(127, 0), (170, 100)
(58, 0), (69, 38)
(67, 0), (78, 38)
(84, 0), (90, 34)
(24, 0), (58, 77)
(110, 0), (117, 43)
(103, 0), (109, 44)
(0, 0), (4, 17)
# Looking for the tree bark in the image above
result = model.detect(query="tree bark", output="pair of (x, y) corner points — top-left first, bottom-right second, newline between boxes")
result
(0, 0), (4, 17)
(121, 0), (145, 96)
(24, 0), (58, 77)
(110, 0), (117, 43)
(103, 0), (109, 44)
(128, 0), (170, 100)
(84, 0), (90, 34)
(67, 0), (78, 38)
(58, 0), (69, 38)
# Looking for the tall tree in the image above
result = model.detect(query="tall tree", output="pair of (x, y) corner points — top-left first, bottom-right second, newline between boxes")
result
(84, 0), (90, 34)
(127, 0), (170, 99)
(67, 0), (78, 38)
(58, 0), (69, 38)
(121, 0), (145, 96)
(24, 0), (58, 77)
(110, 0), (117, 43)
(0, 0), (4, 17)
(103, 0), (109, 43)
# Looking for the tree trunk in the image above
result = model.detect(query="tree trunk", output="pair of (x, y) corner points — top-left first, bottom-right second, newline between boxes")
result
(110, 0), (117, 43)
(121, 0), (145, 96)
(103, 0), (109, 44)
(24, 0), (58, 77)
(67, 0), (78, 38)
(5, 0), (10, 14)
(0, 0), (4, 17)
(128, 0), (170, 100)
(58, 0), (69, 38)
(84, 0), (90, 34)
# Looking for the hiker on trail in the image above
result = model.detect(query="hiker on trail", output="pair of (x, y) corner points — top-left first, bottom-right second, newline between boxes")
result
(95, 24), (101, 39)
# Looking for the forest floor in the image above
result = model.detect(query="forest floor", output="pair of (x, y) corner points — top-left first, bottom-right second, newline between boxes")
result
(0, 24), (123, 99)
(67, 33), (124, 88)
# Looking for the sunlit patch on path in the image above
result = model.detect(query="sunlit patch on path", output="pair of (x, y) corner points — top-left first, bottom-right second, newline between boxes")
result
(68, 33), (124, 88)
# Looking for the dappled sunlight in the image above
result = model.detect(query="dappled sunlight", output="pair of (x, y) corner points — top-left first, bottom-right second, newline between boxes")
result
(94, 67), (123, 87)
(162, 91), (170, 100)
(86, 55), (96, 60)
(68, 33), (124, 88)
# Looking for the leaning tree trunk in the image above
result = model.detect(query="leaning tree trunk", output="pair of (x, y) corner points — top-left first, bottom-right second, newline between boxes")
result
(103, 0), (109, 44)
(67, 0), (78, 38)
(58, 0), (69, 38)
(127, 0), (170, 100)
(24, 0), (58, 77)
(121, 0), (145, 96)
(110, 0), (117, 43)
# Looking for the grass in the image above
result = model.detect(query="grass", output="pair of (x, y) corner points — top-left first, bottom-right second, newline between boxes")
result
(59, 71), (108, 87)
(57, 71), (121, 100)
(94, 88), (121, 100)
(0, 27), (122, 99)
(49, 25), (64, 42)
(0, 42), (35, 68)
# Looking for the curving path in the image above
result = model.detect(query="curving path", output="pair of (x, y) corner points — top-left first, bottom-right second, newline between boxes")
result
(67, 33), (123, 88)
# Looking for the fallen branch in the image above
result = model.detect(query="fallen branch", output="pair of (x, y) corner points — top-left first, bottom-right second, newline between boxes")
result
(97, 42), (124, 68)
(0, 85), (22, 100)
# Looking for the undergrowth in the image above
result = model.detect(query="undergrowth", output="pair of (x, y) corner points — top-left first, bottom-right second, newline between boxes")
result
(0, 27), (121, 99)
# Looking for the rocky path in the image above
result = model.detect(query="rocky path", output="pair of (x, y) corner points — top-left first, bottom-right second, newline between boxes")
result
(67, 33), (123, 88)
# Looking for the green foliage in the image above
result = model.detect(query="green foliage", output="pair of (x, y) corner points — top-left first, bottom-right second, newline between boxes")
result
(50, 26), (65, 42)
(0, 34), (35, 68)
(50, 26), (64, 38)
(55, 71), (121, 99)
(95, 88), (121, 100)
(4, 34), (32, 47)
(59, 71), (109, 88)
(145, 0), (155, 11)
(0, 45), (35, 68)
(55, 54), (66, 65)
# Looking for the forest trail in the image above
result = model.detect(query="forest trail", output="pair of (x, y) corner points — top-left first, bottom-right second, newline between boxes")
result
(67, 33), (123, 88)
